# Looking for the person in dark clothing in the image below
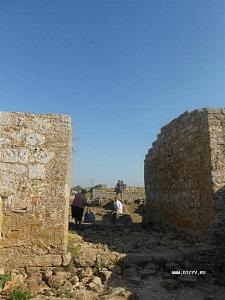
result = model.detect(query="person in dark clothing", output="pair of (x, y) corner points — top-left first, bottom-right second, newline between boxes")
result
(71, 189), (87, 229)
(115, 180), (125, 200)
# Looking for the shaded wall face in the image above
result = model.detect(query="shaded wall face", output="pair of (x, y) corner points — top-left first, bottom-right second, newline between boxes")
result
(0, 112), (72, 270)
(208, 110), (225, 241)
(144, 110), (214, 236)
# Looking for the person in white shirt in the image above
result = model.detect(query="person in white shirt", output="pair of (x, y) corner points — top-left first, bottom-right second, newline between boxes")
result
(112, 196), (123, 223)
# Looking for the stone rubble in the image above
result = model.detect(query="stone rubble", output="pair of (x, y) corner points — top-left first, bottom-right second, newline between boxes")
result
(0, 198), (225, 299)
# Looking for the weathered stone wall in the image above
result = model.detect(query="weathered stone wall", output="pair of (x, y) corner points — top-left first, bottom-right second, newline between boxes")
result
(92, 187), (145, 204)
(0, 112), (72, 271)
(144, 108), (225, 238)
(208, 109), (225, 242)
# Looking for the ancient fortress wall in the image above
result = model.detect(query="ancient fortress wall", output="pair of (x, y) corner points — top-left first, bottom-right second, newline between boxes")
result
(92, 187), (145, 204)
(208, 110), (225, 241)
(144, 108), (225, 238)
(0, 112), (72, 271)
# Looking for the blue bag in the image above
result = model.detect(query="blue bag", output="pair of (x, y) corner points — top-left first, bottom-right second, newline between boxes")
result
(84, 208), (95, 223)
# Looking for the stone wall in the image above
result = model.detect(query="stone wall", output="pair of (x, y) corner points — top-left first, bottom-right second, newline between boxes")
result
(0, 112), (72, 271)
(92, 187), (145, 204)
(208, 109), (225, 242)
(144, 108), (225, 239)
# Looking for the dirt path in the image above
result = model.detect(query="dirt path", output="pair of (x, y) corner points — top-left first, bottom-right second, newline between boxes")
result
(67, 208), (225, 300)
(1, 202), (224, 299)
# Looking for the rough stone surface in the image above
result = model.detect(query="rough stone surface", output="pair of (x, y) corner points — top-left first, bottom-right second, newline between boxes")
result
(92, 187), (145, 204)
(0, 112), (72, 270)
(144, 108), (225, 239)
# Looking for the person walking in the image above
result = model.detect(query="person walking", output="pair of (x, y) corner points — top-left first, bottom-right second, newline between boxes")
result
(115, 180), (124, 200)
(71, 189), (87, 229)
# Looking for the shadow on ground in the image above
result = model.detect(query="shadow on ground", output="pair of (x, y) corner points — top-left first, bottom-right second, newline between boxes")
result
(68, 205), (225, 300)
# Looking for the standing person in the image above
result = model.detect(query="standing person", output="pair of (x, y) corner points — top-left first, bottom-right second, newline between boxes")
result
(115, 180), (123, 200)
(71, 189), (87, 229)
(120, 180), (126, 200)
(112, 196), (123, 224)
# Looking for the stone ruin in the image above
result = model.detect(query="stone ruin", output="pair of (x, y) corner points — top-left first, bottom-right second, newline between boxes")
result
(2, 107), (225, 273)
(92, 187), (145, 204)
(144, 108), (225, 240)
(0, 112), (72, 271)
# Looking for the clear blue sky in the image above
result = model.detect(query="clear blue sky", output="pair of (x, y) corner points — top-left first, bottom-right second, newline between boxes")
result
(0, 0), (224, 187)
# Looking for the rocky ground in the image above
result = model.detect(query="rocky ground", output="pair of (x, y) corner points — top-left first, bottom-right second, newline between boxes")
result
(1, 199), (225, 299)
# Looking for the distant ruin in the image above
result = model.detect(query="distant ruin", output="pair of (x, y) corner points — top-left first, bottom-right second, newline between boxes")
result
(92, 187), (145, 204)
(0, 112), (72, 271)
(144, 108), (225, 240)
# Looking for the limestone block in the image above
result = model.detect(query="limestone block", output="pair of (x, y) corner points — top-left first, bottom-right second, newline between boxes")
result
(0, 162), (27, 175)
(0, 137), (11, 146)
(3, 195), (14, 208)
(1, 149), (18, 163)
(25, 132), (45, 146)
(29, 149), (55, 164)
(0, 170), (20, 195)
(18, 148), (29, 164)
(28, 164), (45, 179)
(0, 112), (13, 126)
(0, 112), (72, 270)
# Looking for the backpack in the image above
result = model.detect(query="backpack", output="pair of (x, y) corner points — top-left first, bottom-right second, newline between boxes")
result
(84, 208), (95, 223)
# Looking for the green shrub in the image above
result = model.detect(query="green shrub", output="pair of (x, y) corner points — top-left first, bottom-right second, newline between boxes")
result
(93, 256), (103, 274)
(65, 260), (76, 272)
(0, 273), (11, 289)
(53, 266), (63, 272)
(9, 287), (32, 300)
(65, 291), (77, 298)
(67, 243), (81, 259)
(42, 290), (51, 296)
(52, 288), (64, 297)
